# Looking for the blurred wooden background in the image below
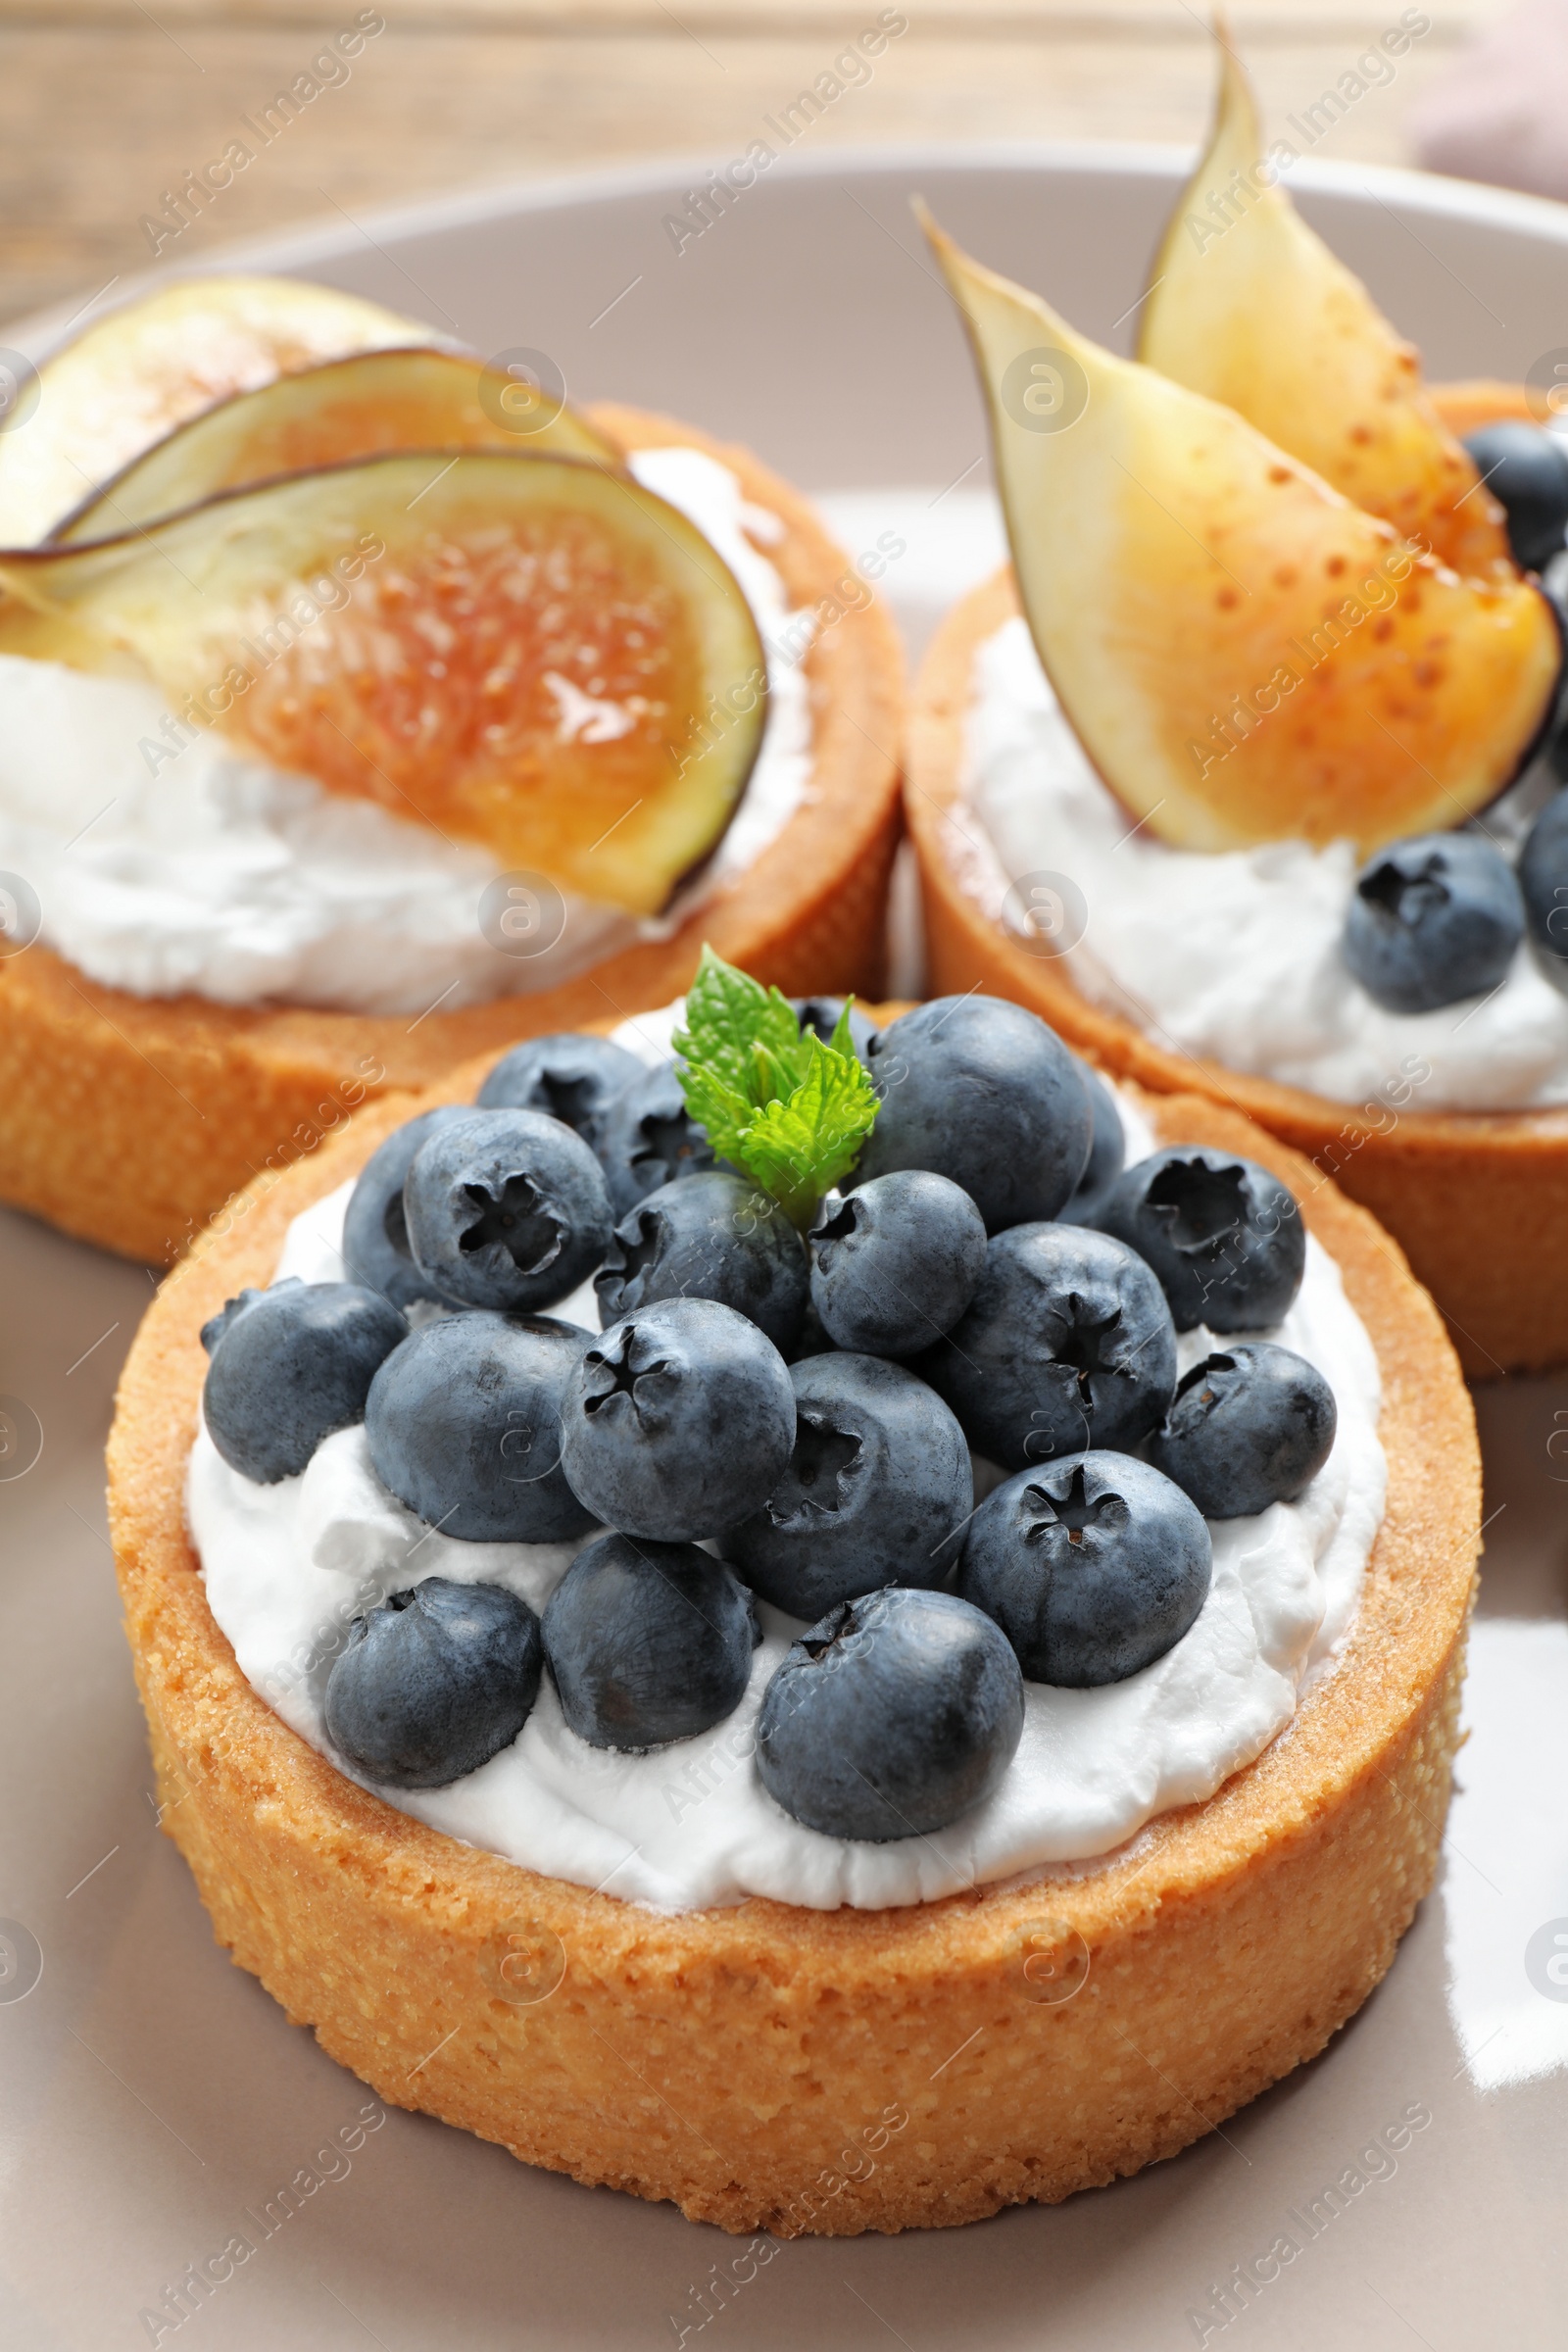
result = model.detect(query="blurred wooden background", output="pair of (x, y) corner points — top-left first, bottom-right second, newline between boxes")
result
(0, 0), (1511, 331)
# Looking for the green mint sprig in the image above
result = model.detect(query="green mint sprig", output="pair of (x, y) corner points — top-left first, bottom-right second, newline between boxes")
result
(673, 945), (879, 1231)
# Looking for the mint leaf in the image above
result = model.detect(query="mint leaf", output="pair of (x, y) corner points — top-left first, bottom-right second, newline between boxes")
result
(675, 1058), (755, 1170)
(674, 945), (802, 1108)
(673, 945), (879, 1228)
(736, 1036), (881, 1230)
(826, 1000), (858, 1064)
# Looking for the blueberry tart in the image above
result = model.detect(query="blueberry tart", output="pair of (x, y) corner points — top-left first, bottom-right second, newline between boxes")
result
(108, 979), (1477, 2233)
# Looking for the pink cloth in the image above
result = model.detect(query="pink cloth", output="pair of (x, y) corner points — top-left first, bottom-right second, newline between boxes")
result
(1412, 0), (1568, 198)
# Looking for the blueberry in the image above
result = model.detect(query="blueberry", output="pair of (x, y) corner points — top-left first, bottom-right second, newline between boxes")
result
(792, 996), (878, 1063)
(340, 1106), (471, 1310)
(1341, 831), (1523, 1014)
(595, 1059), (718, 1218)
(595, 1169), (808, 1353)
(854, 996), (1093, 1234)
(1462, 421), (1568, 571)
(403, 1107), (612, 1313)
(719, 1353), (972, 1619)
(1149, 1344), (1337, 1519)
(200, 1290), (261, 1356)
(756, 1588), (1024, 1841)
(1101, 1148), (1305, 1333)
(542, 1532), (758, 1750)
(921, 1223), (1176, 1471)
(959, 1451), (1211, 1687)
(1519, 790), (1568, 996)
(203, 1277), (406, 1484)
(476, 1031), (643, 1144)
(808, 1171), (986, 1357)
(366, 1313), (596, 1544)
(1058, 1058), (1126, 1228)
(560, 1296), (795, 1541)
(323, 1578), (542, 1788)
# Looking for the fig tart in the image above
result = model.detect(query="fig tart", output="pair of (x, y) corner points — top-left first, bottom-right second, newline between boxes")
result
(0, 282), (902, 1265)
(905, 37), (1568, 1375)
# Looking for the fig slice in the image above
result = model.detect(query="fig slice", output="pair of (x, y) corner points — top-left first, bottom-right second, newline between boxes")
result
(919, 208), (1561, 858)
(51, 347), (616, 546)
(0, 450), (767, 917)
(1138, 42), (1510, 579)
(0, 274), (427, 548)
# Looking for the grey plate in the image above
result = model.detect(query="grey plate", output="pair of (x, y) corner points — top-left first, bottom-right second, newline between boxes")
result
(2, 147), (1566, 2352)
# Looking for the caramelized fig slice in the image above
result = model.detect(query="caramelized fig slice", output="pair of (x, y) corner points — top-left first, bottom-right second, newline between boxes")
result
(51, 347), (616, 545)
(0, 273), (426, 548)
(920, 209), (1560, 857)
(1138, 42), (1510, 579)
(0, 450), (768, 916)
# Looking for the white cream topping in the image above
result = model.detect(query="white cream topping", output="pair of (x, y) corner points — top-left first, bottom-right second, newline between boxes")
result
(190, 1049), (1387, 1914)
(966, 613), (1568, 1113)
(0, 448), (811, 1016)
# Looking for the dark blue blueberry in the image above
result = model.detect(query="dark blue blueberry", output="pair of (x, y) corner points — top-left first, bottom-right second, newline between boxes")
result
(542, 1532), (758, 1750)
(594, 1058), (718, 1218)
(203, 1277), (406, 1484)
(1101, 1148), (1305, 1334)
(595, 1168), (808, 1353)
(366, 1313), (595, 1544)
(921, 1223), (1176, 1471)
(1149, 1343), (1337, 1519)
(200, 1288), (262, 1356)
(476, 1031), (643, 1144)
(560, 1296), (795, 1541)
(792, 996), (877, 1064)
(1058, 1057), (1126, 1228)
(1519, 789), (1568, 995)
(323, 1577), (542, 1788)
(1341, 831), (1523, 1014)
(854, 996), (1093, 1234)
(1462, 421), (1568, 571)
(719, 1352), (972, 1619)
(756, 1587), (1024, 1840)
(403, 1107), (612, 1313)
(340, 1105), (470, 1310)
(808, 1170), (986, 1358)
(958, 1450), (1211, 1687)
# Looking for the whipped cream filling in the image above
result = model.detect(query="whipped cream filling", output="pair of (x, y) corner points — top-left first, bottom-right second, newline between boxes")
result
(965, 613), (1568, 1113)
(0, 448), (812, 1016)
(188, 1025), (1387, 1914)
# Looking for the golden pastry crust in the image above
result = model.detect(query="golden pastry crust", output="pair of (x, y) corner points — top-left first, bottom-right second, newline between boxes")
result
(107, 1051), (1478, 2235)
(906, 559), (1568, 1378)
(0, 404), (903, 1265)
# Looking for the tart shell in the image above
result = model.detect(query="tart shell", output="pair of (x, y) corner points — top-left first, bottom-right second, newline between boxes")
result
(107, 1049), (1478, 2235)
(0, 404), (903, 1266)
(907, 552), (1568, 1379)
(1428, 379), (1538, 436)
